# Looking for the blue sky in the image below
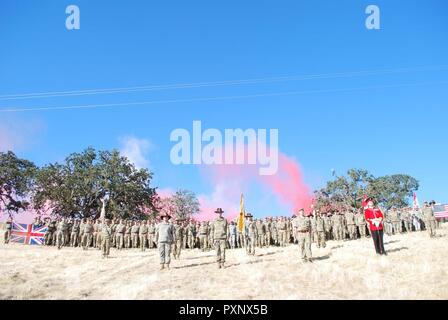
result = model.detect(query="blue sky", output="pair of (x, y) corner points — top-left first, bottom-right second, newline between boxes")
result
(1, 0), (447, 217)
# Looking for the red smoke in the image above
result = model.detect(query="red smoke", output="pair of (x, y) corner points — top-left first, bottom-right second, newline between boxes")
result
(197, 143), (313, 220)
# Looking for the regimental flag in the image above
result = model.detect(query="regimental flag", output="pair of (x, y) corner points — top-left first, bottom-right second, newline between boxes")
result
(413, 193), (420, 209)
(434, 204), (448, 219)
(361, 194), (368, 209)
(10, 222), (47, 245)
(237, 193), (245, 233)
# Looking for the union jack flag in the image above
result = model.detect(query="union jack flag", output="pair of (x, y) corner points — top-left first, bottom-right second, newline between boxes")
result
(434, 204), (448, 219)
(10, 222), (48, 245)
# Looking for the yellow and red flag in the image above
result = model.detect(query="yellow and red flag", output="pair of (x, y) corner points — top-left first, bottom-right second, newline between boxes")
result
(237, 193), (245, 233)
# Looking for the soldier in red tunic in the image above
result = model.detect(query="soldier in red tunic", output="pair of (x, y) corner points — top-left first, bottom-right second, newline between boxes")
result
(363, 197), (387, 255)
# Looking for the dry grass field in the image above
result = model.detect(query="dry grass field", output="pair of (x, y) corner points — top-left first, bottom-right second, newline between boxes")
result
(1, 224), (447, 300)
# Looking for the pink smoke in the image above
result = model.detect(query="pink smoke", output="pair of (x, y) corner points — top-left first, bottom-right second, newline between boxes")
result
(197, 143), (313, 219)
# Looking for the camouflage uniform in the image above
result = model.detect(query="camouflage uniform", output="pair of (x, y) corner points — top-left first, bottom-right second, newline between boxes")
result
(422, 205), (437, 237)
(211, 214), (228, 268)
(147, 222), (156, 249)
(271, 219), (279, 246)
(245, 218), (258, 255)
(186, 222), (196, 249)
(4, 220), (12, 244)
(315, 214), (326, 248)
(56, 220), (68, 249)
(345, 211), (356, 240)
(82, 221), (94, 250)
(310, 215), (318, 244)
(70, 221), (80, 247)
(293, 214), (312, 262)
(277, 218), (287, 247)
(156, 220), (175, 269)
(115, 221), (126, 250)
(124, 222), (132, 248)
(390, 209), (401, 234)
(323, 214), (332, 240)
(173, 222), (184, 258)
(139, 221), (148, 251)
(101, 221), (112, 258)
(131, 222), (140, 248)
(355, 212), (367, 238)
(198, 222), (208, 252)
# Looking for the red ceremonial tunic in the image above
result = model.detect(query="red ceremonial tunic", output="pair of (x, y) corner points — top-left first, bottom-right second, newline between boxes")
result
(364, 208), (384, 231)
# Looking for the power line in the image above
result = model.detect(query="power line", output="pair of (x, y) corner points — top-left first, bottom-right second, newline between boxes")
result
(1, 81), (447, 113)
(0, 65), (447, 101)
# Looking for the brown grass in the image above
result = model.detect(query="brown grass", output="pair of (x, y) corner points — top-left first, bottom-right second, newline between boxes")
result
(1, 224), (447, 300)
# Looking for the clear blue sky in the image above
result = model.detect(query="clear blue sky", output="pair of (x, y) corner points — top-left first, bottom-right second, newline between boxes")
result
(1, 0), (447, 217)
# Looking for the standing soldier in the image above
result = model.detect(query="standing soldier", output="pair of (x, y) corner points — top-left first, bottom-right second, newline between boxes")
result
(147, 221), (156, 249)
(82, 220), (94, 250)
(173, 219), (184, 259)
(271, 218), (279, 246)
(323, 212), (332, 241)
(331, 211), (340, 241)
(44, 218), (55, 245)
(245, 213), (257, 256)
(139, 220), (148, 251)
(210, 208), (228, 269)
(181, 221), (188, 249)
(237, 222), (245, 249)
(70, 220), (80, 247)
(228, 221), (237, 249)
(95, 219), (103, 250)
(355, 209), (367, 238)
(99, 197), (112, 258)
(345, 209), (357, 240)
(277, 217), (287, 247)
(186, 220), (196, 249)
(256, 219), (265, 248)
(115, 219), (126, 250)
(124, 221), (132, 249)
(78, 219), (86, 247)
(315, 212), (326, 248)
(293, 209), (312, 263)
(390, 208), (401, 235)
(92, 219), (98, 248)
(198, 221), (208, 252)
(56, 218), (68, 250)
(156, 213), (175, 270)
(422, 201), (437, 238)
(411, 207), (422, 232)
(131, 221), (140, 248)
(384, 209), (392, 236)
(206, 221), (213, 251)
(405, 208), (413, 233)
(310, 213), (318, 244)
(4, 216), (13, 244)
(195, 222), (201, 249)
(286, 218), (293, 245)
(264, 218), (271, 247)
(110, 219), (117, 248)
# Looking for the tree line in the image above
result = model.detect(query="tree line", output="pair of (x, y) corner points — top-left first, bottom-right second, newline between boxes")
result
(1, 149), (419, 220)
(0, 148), (199, 220)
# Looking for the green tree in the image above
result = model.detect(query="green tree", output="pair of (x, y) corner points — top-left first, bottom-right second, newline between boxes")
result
(315, 169), (419, 211)
(33, 148), (158, 219)
(0, 151), (36, 215)
(156, 189), (200, 220)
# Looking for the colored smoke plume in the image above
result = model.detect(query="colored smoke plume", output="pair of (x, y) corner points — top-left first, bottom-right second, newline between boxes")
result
(197, 143), (313, 220)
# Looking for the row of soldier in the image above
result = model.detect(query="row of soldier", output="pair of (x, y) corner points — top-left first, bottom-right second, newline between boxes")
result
(28, 204), (438, 252)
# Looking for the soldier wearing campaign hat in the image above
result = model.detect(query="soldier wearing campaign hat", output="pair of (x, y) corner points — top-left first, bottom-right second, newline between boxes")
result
(210, 208), (228, 268)
(156, 212), (175, 270)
